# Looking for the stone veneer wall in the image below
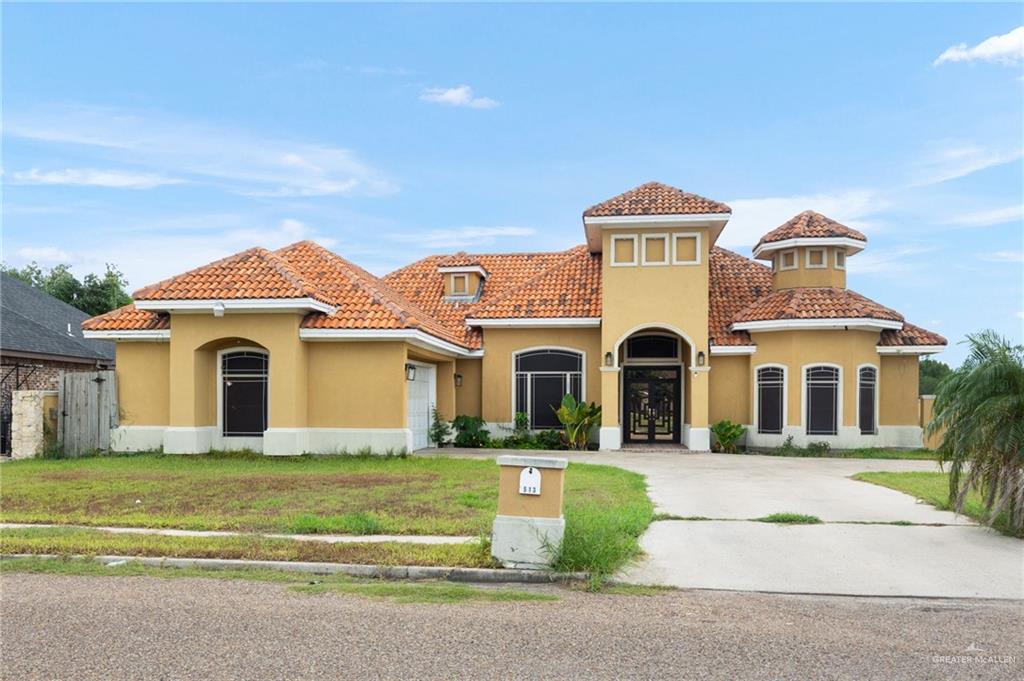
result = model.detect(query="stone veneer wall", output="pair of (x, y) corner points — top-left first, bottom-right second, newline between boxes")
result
(10, 390), (58, 459)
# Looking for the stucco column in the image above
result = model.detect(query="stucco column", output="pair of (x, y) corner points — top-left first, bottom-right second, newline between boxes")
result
(686, 367), (711, 450)
(599, 367), (621, 449)
(168, 341), (197, 427)
(435, 360), (456, 421)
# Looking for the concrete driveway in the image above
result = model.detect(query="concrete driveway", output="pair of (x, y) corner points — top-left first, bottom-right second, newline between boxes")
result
(430, 449), (1024, 599)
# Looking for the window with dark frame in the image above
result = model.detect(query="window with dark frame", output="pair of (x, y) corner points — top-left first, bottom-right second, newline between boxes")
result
(806, 366), (839, 436)
(858, 367), (877, 435)
(514, 349), (583, 429)
(222, 351), (268, 437)
(626, 335), (679, 360)
(757, 367), (785, 434)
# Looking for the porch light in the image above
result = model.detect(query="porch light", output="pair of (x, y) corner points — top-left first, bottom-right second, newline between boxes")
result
(454, 373), (463, 387)
(604, 352), (613, 367)
(697, 351), (706, 366)
(405, 363), (417, 381)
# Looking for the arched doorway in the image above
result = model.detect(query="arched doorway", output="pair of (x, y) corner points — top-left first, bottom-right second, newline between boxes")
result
(612, 328), (693, 446)
(219, 347), (268, 438)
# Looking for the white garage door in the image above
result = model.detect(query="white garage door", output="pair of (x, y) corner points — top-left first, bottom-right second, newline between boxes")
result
(406, 363), (436, 451)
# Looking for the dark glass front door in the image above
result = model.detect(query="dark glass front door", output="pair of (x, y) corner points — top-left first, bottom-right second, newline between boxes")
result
(623, 367), (681, 444)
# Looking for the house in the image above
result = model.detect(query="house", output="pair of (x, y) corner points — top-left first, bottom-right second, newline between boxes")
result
(1, 273), (116, 453)
(82, 182), (945, 454)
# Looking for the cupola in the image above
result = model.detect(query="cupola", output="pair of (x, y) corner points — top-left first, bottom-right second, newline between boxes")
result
(752, 211), (866, 290)
(438, 252), (487, 301)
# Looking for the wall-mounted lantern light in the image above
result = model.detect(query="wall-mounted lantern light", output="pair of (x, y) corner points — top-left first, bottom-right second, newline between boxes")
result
(405, 363), (417, 381)
(604, 352), (613, 367)
(454, 373), (463, 387)
(696, 351), (706, 367)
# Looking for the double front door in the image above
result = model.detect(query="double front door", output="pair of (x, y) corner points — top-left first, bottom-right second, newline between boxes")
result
(623, 366), (681, 444)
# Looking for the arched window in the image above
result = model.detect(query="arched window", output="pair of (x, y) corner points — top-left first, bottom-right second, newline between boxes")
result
(756, 366), (785, 434)
(221, 350), (268, 437)
(626, 334), (679, 360)
(805, 366), (839, 436)
(858, 367), (877, 435)
(514, 349), (583, 429)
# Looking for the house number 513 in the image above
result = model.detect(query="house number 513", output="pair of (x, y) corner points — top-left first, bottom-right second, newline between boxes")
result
(518, 467), (541, 496)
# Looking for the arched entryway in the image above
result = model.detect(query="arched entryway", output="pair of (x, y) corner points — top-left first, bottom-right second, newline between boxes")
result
(219, 347), (269, 439)
(613, 327), (694, 446)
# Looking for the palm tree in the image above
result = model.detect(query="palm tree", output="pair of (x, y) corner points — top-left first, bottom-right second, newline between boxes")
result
(927, 330), (1024, 533)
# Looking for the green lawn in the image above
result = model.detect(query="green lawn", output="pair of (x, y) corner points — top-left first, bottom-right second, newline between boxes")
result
(853, 471), (1023, 539)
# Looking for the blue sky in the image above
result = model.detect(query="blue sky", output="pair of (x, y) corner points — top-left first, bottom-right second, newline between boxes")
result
(3, 3), (1021, 365)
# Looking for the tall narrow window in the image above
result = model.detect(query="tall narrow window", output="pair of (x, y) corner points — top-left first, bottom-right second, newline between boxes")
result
(858, 367), (877, 435)
(514, 349), (583, 429)
(222, 350), (268, 437)
(757, 367), (785, 434)
(805, 366), (839, 436)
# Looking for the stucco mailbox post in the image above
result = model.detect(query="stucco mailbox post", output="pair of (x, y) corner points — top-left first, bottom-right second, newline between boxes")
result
(491, 455), (568, 568)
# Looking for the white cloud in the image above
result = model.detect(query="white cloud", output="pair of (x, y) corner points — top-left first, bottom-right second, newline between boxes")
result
(976, 250), (1024, 263)
(910, 142), (1023, 186)
(847, 245), (937, 276)
(944, 204), (1024, 228)
(720, 190), (883, 249)
(934, 26), (1024, 66)
(420, 85), (500, 109)
(15, 246), (73, 263)
(4, 103), (397, 198)
(10, 168), (182, 189)
(389, 226), (534, 249)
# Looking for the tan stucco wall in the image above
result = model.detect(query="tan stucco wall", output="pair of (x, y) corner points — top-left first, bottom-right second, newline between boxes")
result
(480, 327), (602, 424)
(920, 396), (942, 449)
(455, 358), (482, 417)
(600, 226), (712, 427)
(880, 354), (920, 426)
(771, 246), (846, 290)
(116, 342), (170, 425)
(749, 329), (879, 428)
(708, 355), (750, 424)
(497, 465), (565, 518)
(307, 341), (407, 428)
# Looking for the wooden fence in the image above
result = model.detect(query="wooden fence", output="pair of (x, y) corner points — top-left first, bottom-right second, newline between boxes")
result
(58, 370), (118, 456)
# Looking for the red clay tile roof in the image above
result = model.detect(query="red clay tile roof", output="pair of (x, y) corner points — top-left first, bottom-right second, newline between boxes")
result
(133, 247), (329, 303)
(878, 322), (947, 347)
(733, 287), (903, 324)
(756, 211), (867, 250)
(470, 246), (601, 319)
(708, 247), (773, 346)
(437, 252), (483, 269)
(583, 182), (731, 218)
(81, 304), (168, 331)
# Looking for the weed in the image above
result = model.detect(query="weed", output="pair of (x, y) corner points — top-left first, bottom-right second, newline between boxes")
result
(754, 513), (823, 524)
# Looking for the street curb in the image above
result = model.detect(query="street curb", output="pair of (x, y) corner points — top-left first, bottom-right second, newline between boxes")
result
(1, 554), (587, 584)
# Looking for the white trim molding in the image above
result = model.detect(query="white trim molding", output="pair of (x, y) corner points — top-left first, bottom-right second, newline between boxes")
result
(876, 345), (945, 355)
(856, 363), (880, 436)
(778, 249), (798, 271)
(732, 318), (904, 333)
(298, 328), (479, 358)
(671, 231), (702, 266)
(641, 233), (670, 266)
(805, 247), (828, 269)
(510, 346), (587, 426)
(610, 234), (639, 267)
(611, 322), (702, 368)
(710, 345), (756, 355)
(135, 297), (336, 315)
(800, 362), (843, 438)
(753, 236), (866, 259)
(437, 265), (488, 278)
(753, 363), (788, 437)
(83, 329), (170, 341)
(465, 317), (601, 328)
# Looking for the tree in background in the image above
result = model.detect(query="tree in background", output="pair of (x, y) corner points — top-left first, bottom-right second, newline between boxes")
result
(2, 262), (132, 316)
(919, 357), (952, 395)
(926, 330), (1024, 535)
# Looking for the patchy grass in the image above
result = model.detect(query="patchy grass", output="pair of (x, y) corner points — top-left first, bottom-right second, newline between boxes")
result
(597, 583), (675, 597)
(0, 557), (556, 604)
(651, 513), (710, 522)
(0, 452), (643, 539)
(853, 471), (1023, 539)
(754, 513), (823, 525)
(744, 447), (938, 460)
(0, 527), (497, 567)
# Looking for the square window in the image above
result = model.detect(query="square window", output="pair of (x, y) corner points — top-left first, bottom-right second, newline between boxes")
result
(779, 250), (797, 270)
(835, 250), (846, 270)
(806, 248), (827, 269)
(641, 234), (668, 266)
(612, 235), (638, 266)
(672, 232), (701, 265)
(451, 273), (469, 295)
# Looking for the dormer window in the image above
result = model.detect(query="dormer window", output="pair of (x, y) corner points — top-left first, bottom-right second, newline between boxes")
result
(835, 250), (846, 270)
(450, 273), (469, 296)
(438, 262), (487, 301)
(778, 250), (797, 271)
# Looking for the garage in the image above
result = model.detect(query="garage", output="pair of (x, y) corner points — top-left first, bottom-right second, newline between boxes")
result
(405, 361), (436, 451)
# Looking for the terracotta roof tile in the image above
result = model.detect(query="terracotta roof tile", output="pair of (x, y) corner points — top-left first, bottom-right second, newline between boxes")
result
(437, 252), (483, 268)
(470, 246), (601, 319)
(878, 322), (947, 347)
(708, 247), (773, 346)
(756, 211), (866, 250)
(583, 182), (731, 217)
(733, 287), (904, 324)
(133, 247), (330, 303)
(81, 304), (168, 331)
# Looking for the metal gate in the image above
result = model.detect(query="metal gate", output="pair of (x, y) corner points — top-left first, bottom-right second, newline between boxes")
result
(58, 370), (118, 456)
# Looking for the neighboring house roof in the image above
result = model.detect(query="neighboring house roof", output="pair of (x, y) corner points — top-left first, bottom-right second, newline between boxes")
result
(878, 322), (947, 347)
(1, 273), (115, 362)
(756, 210), (867, 249)
(583, 181), (732, 217)
(708, 247), (773, 346)
(732, 287), (903, 323)
(82, 304), (169, 332)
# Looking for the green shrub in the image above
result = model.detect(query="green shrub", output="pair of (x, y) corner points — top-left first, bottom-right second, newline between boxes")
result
(534, 430), (566, 450)
(428, 407), (452, 447)
(710, 419), (746, 453)
(451, 415), (490, 448)
(806, 441), (831, 455)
